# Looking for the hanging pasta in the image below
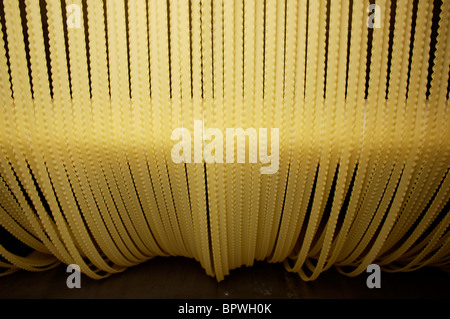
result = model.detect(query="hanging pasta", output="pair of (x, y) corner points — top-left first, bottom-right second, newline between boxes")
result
(0, 0), (448, 282)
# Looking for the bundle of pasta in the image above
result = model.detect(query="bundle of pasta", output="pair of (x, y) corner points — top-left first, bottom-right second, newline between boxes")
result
(0, 0), (448, 282)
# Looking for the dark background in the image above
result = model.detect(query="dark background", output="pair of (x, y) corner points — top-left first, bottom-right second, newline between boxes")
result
(0, 256), (449, 299)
